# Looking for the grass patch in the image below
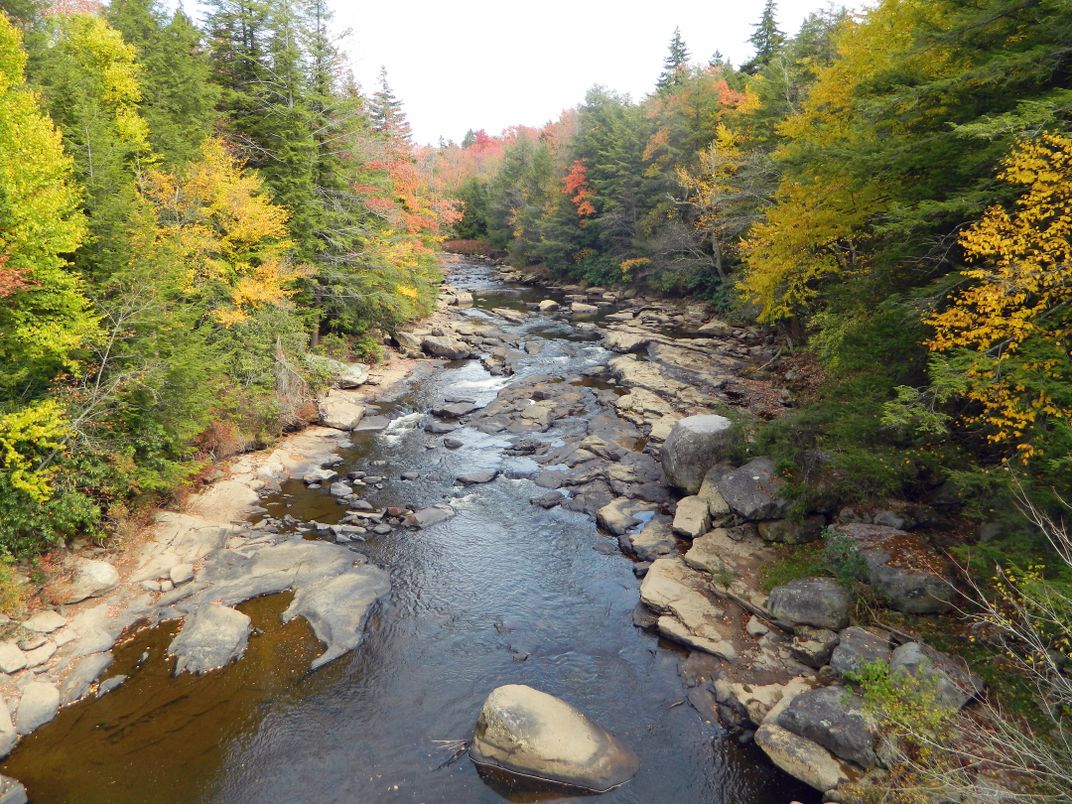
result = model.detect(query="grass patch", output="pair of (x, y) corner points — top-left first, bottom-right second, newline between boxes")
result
(760, 542), (831, 592)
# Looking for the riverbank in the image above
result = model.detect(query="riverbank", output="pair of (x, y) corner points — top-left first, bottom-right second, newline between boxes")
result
(0, 254), (982, 801)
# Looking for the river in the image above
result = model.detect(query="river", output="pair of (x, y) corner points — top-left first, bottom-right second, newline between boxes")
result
(2, 259), (815, 803)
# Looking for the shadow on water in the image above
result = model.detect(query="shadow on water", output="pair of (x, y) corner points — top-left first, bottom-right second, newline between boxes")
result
(2, 259), (818, 804)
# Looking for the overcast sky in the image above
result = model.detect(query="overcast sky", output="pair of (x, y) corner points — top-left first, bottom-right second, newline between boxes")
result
(184, 1), (851, 145)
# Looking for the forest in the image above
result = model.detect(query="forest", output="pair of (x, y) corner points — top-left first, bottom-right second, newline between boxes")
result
(430, 0), (1072, 569)
(0, 0), (456, 567)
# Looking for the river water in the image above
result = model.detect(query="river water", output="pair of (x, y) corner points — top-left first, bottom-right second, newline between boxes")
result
(3, 260), (815, 803)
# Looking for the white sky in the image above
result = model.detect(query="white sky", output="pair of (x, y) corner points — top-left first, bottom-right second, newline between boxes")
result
(182, 1), (850, 145)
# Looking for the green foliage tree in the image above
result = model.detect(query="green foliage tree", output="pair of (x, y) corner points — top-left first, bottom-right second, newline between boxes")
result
(655, 27), (689, 92)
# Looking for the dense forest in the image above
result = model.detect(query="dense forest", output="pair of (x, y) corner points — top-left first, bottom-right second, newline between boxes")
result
(0, 0), (456, 564)
(430, 0), (1071, 557)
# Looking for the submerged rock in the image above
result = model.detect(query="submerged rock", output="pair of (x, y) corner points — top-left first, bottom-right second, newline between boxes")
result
(404, 504), (456, 529)
(660, 415), (735, 494)
(168, 605), (251, 676)
(470, 684), (639, 793)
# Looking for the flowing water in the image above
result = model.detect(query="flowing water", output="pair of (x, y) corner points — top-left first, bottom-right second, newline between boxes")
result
(3, 260), (816, 803)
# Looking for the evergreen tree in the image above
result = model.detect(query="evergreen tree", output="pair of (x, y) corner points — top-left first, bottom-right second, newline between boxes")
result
(369, 65), (411, 141)
(745, 0), (785, 73)
(106, 0), (219, 167)
(656, 27), (690, 92)
(461, 128), (476, 149)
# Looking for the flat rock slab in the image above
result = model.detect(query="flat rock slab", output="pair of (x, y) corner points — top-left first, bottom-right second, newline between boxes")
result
(0, 645), (25, 675)
(281, 565), (391, 670)
(318, 390), (366, 431)
(596, 498), (657, 536)
(61, 652), (114, 705)
(640, 558), (738, 660)
(169, 605), (251, 676)
(21, 611), (66, 634)
(15, 682), (59, 735)
(471, 684), (639, 793)
(672, 496), (710, 539)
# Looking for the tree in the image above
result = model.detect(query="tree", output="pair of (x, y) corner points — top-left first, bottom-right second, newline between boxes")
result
(926, 133), (1072, 468)
(655, 27), (689, 92)
(106, 0), (219, 167)
(369, 65), (412, 142)
(744, 0), (785, 73)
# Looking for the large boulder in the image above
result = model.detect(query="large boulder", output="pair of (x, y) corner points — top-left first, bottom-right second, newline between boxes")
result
(318, 390), (366, 431)
(168, 605), (251, 676)
(755, 723), (851, 793)
(767, 578), (850, 630)
(890, 642), (983, 710)
(470, 684), (639, 793)
(830, 627), (892, 678)
(640, 558), (738, 659)
(831, 523), (953, 614)
(777, 686), (878, 769)
(660, 415), (735, 494)
(50, 559), (120, 604)
(715, 457), (789, 521)
(421, 335), (471, 360)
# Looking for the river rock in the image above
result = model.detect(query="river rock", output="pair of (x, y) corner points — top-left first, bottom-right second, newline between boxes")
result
(755, 723), (851, 793)
(15, 681), (60, 735)
(404, 504), (456, 529)
(672, 496), (710, 539)
(697, 466), (731, 517)
(777, 686), (878, 769)
(538, 299), (560, 312)
(640, 557), (737, 659)
(0, 644), (25, 675)
(790, 626), (839, 668)
(21, 610), (66, 634)
(660, 415), (735, 494)
(627, 518), (677, 562)
(767, 578), (850, 631)
(51, 559), (120, 604)
(890, 642), (982, 710)
(829, 627), (891, 678)
(168, 605), (251, 676)
(0, 697), (15, 758)
(169, 563), (194, 586)
(831, 523), (953, 614)
(456, 470), (498, 485)
(303, 467), (336, 484)
(470, 684), (639, 793)
(281, 565), (391, 670)
(329, 481), (353, 497)
(0, 775), (26, 804)
(605, 331), (650, 354)
(570, 302), (598, 314)
(421, 335), (471, 359)
(758, 516), (824, 545)
(306, 354), (369, 388)
(318, 390), (365, 431)
(715, 458), (789, 521)
(596, 498), (656, 536)
(394, 331), (423, 356)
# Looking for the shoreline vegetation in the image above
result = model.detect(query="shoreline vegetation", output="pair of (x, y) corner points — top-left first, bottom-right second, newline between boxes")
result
(0, 0), (1069, 801)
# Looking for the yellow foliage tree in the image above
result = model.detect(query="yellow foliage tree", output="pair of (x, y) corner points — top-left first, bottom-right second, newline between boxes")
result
(927, 132), (1072, 460)
(143, 137), (308, 326)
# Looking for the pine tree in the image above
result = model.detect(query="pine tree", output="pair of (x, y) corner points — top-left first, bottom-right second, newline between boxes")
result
(656, 27), (690, 92)
(745, 0), (785, 73)
(369, 65), (412, 141)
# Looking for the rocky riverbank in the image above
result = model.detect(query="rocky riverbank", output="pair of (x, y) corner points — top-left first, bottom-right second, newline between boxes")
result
(0, 254), (979, 801)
